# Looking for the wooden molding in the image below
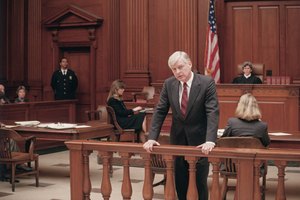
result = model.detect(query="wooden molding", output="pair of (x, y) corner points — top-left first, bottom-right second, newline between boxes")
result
(43, 4), (103, 29)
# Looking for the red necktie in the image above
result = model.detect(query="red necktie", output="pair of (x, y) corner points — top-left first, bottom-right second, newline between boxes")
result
(181, 82), (188, 116)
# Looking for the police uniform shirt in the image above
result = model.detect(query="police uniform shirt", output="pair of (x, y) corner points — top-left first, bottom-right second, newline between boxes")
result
(51, 68), (78, 100)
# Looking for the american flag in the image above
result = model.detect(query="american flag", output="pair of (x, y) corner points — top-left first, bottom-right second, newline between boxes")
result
(204, 0), (220, 83)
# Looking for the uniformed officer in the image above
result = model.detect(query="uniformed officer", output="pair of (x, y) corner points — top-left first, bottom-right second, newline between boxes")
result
(51, 57), (78, 100)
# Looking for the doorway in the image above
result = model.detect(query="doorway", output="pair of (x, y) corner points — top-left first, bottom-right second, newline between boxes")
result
(60, 47), (92, 122)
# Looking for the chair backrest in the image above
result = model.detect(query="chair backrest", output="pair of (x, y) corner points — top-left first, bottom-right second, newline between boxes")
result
(217, 137), (265, 149)
(142, 86), (155, 100)
(217, 137), (266, 173)
(86, 105), (108, 122)
(95, 105), (108, 123)
(132, 86), (155, 102)
(0, 129), (13, 159)
(237, 63), (265, 82)
(106, 106), (123, 133)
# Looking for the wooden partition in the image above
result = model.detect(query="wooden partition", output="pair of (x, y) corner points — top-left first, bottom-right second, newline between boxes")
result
(217, 84), (300, 132)
(137, 83), (300, 133)
(66, 140), (300, 200)
(0, 100), (77, 123)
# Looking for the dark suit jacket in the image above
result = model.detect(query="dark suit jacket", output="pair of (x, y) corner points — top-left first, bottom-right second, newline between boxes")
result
(221, 117), (270, 147)
(51, 69), (78, 100)
(148, 73), (219, 146)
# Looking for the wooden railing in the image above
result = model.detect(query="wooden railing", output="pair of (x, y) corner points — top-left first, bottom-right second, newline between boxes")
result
(65, 140), (300, 200)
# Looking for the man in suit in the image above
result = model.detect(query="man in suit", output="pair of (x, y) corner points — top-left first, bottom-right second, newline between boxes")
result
(143, 51), (219, 200)
(51, 57), (78, 100)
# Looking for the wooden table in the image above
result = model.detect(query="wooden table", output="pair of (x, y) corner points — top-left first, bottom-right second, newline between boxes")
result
(9, 121), (114, 150)
(269, 133), (300, 149)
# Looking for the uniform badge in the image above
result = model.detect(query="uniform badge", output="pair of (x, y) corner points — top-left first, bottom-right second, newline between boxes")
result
(69, 76), (72, 80)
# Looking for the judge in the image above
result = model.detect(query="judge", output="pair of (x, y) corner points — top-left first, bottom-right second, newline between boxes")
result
(232, 61), (262, 84)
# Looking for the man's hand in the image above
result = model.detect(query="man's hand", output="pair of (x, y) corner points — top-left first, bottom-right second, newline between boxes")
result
(143, 139), (160, 153)
(196, 142), (215, 155)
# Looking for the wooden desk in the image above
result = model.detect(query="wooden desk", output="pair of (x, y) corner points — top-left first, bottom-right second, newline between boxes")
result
(10, 121), (114, 150)
(0, 100), (77, 123)
(151, 132), (300, 150)
(149, 83), (300, 133)
(269, 133), (300, 149)
(217, 84), (300, 133)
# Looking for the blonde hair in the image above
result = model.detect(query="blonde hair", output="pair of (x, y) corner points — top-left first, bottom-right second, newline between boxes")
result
(107, 79), (126, 101)
(235, 93), (262, 121)
(168, 51), (191, 68)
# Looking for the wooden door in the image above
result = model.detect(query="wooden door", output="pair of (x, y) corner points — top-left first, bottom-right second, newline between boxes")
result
(62, 47), (91, 122)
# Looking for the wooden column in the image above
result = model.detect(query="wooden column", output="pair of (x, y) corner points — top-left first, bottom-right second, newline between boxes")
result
(27, 0), (42, 100)
(8, 0), (25, 83)
(120, 0), (150, 88)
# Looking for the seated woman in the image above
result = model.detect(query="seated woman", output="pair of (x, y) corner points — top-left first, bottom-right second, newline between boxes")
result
(0, 84), (10, 104)
(221, 93), (270, 147)
(15, 86), (29, 103)
(107, 79), (147, 136)
(232, 61), (263, 84)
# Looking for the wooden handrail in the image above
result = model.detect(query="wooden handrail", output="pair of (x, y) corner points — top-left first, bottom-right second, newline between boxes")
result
(65, 140), (300, 200)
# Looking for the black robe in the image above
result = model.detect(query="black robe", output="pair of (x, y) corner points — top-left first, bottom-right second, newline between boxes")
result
(232, 74), (262, 84)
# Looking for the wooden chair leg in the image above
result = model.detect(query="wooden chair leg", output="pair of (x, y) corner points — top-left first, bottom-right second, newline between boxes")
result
(35, 159), (39, 187)
(221, 177), (228, 200)
(11, 164), (16, 192)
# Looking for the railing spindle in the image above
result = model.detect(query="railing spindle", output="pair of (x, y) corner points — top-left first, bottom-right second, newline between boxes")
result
(208, 157), (221, 200)
(186, 156), (199, 200)
(163, 155), (176, 200)
(253, 160), (262, 200)
(83, 150), (92, 200)
(141, 153), (153, 200)
(275, 160), (287, 200)
(120, 152), (133, 200)
(100, 151), (113, 200)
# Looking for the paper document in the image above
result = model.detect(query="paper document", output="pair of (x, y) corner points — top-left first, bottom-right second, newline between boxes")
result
(75, 125), (91, 128)
(4, 125), (18, 128)
(140, 108), (154, 113)
(15, 121), (40, 126)
(268, 132), (292, 136)
(46, 123), (77, 129)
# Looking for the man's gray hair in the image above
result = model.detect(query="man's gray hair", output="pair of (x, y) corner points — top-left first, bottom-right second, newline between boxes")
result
(168, 51), (191, 68)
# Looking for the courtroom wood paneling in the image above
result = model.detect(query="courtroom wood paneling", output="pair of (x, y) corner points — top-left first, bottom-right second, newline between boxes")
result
(2, 0), (300, 123)
(120, 0), (150, 89)
(0, 100), (76, 123)
(8, 0), (25, 83)
(0, 0), (7, 82)
(148, 0), (208, 84)
(148, 83), (300, 133)
(258, 6), (280, 76)
(222, 1), (300, 83)
(285, 5), (300, 80)
(149, 0), (173, 83)
(27, 0), (43, 101)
